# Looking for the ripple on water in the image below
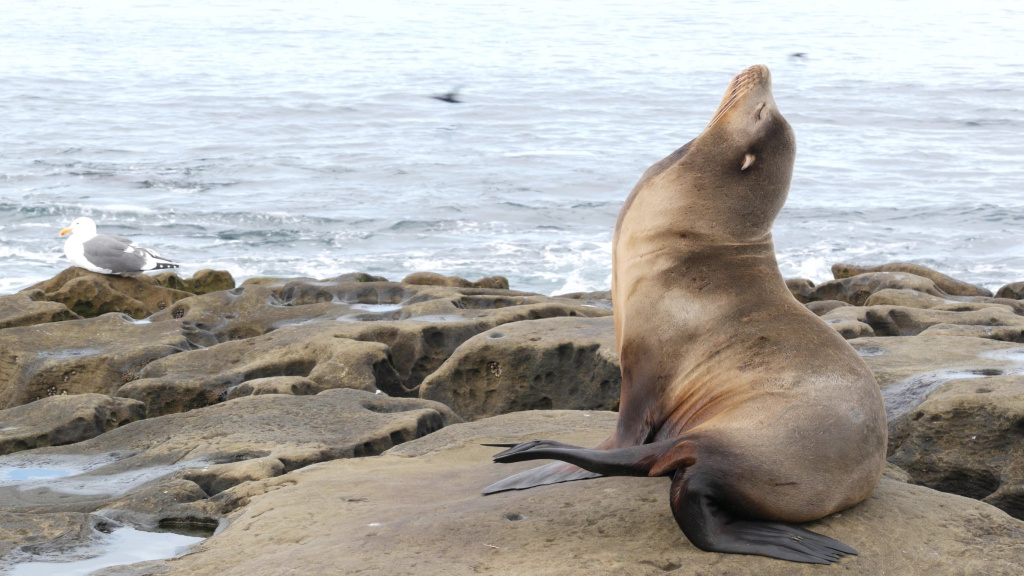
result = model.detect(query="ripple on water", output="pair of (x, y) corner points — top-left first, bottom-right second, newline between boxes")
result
(9, 527), (204, 576)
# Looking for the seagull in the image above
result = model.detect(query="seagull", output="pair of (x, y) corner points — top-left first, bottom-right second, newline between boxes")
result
(59, 217), (180, 275)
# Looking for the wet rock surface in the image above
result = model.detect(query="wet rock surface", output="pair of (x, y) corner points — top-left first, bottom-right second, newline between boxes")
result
(0, 511), (109, 566)
(23, 267), (195, 319)
(135, 411), (1024, 576)
(888, 375), (1024, 520)
(116, 323), (401, 416)
(0, 289), (81, 329)
(419, 316), (620, 420)
(810, 272), (946, 305)
(4, 264), (1024, 573)
(0, 394), (146, 455)
(401, 271), (510, 290)
(0, 390), (458, 522)
(832, 262), (993, 297)
(0, 314), (209, 410)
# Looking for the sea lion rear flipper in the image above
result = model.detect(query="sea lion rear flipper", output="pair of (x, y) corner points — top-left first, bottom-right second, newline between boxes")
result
(482, 461), (601, 494)
(483, 438), (685, 494)
(670, 470), (857, 564)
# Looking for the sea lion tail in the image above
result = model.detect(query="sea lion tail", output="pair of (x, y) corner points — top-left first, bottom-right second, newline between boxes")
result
(482, 461), (601, 494)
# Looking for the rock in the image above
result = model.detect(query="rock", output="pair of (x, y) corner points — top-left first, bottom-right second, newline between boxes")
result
(888, 375), (1024, 520)
(918, 324), (1024, 342)
(864, 288), (951, 309)
(0, 314), (213, 410)
(0, 290), (81, 329)
(554, 290), (613, 310)
(865, 288), (1024, 315)
(0, 389), (460, 525)
(145, 281), (608, 397)
(224, 376), (318, 399)
(186, 269), (236, 294)
(804, 299), (849, 316)
(402, 271), (510, 290)
(832, 262), (992, 297)
(153, 269), (236, 295)
(22, 268), (193, 319)
(151, 271), (190, 292)
(845, 335), (1024, 422)
(785, 278), (815, 303)
(820, 316), (875, 339)
(116, 323), (401, 416)
(239, 272), (389, 289)
(143, 410), (1024, 576)
(419, 317), (620, 420)
(821, 304), (1024, 339)
(0, 512), (111, 569)
(996, 281), (1024, 300)
(0, 394), (146, 455)
(154, 280), (606, 343)
(811, 272), (945, 305)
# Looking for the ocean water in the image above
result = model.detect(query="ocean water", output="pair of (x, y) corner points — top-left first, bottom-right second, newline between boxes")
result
(1, 0), (1022, 295)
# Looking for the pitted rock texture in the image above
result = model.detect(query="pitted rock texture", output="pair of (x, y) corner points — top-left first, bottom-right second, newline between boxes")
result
(0, 314), (212, 410)
(0, 290), (81, 329)
(402, 271), (510, 290)
(153, 280), (609, 343)
(785, 277), (816, 303)
(888, 374), (1024, 520)
(419, 316), (620, 420)
(23, 268), (194, 319)
(810, 272), (946, 305)
(0, 511), (109, 570)
(821, 303), (1024, 339)
(864, 288), (1024, 314)
(137, 411), (1024, 576)
(115, 323), (401, 416)
(0, 394), (146, 455)
(996, 281), (1024, 300)
(0, 389), (460, 525)
(831, 262), (992, 297)
(152, 269), (236, 295)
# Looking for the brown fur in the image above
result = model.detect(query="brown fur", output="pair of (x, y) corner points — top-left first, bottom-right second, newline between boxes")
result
(607, 64), (887, 522)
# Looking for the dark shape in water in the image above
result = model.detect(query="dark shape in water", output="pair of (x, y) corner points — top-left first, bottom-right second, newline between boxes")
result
(430, 86), (462, 103)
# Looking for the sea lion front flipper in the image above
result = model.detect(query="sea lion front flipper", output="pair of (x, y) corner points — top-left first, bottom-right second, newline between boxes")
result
(670, 470), (857, 564)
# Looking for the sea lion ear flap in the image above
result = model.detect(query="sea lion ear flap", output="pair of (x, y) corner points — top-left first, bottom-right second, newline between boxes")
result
(741, 153), (756, 171)
(649, 440), (698, 477)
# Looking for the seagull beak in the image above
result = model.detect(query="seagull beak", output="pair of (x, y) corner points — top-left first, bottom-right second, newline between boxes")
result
(59, 227), (72, 236)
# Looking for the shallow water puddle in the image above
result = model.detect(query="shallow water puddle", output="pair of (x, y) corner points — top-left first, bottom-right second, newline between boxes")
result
(0, 467), (74, 482)
(349, 303), (404, 312)
(9, 526), (204, 576)
(0, 454), (210, 496)
(883, 369), (991, 421)
(883, 345), (1024, 421)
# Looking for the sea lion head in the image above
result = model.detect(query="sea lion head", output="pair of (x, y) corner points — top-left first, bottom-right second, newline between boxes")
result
(693, 64), (796, 241)
(618, 65), (795, 245)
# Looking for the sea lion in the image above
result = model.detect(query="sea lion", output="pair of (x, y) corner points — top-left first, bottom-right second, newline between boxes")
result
(483, 65), (887, 565)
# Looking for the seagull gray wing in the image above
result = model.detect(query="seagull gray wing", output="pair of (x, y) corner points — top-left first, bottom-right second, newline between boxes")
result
(81, 234), (148, 273)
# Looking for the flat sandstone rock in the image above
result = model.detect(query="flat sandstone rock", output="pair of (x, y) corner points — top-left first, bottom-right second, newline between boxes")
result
(148, 411), (1024, 576)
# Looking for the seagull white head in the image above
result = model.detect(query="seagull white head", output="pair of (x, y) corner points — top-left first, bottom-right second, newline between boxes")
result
(60, 217), (98, 238)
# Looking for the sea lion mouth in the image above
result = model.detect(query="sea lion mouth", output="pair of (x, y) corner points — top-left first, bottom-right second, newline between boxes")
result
(704, 65), (771, 132)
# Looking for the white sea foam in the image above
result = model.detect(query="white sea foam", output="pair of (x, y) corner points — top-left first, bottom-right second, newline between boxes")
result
(0, 0), (1022, 294)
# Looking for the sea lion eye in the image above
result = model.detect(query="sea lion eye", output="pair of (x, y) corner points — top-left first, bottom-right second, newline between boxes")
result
(755, 103), (766, 121)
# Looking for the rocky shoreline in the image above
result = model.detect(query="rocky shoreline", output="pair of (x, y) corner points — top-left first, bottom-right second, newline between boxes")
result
(1, 264), (1023, 574)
